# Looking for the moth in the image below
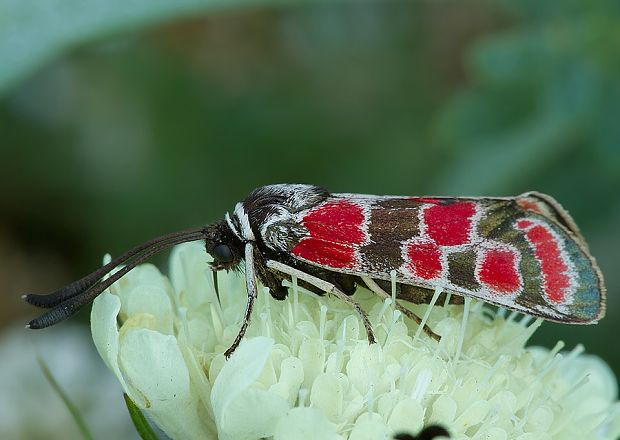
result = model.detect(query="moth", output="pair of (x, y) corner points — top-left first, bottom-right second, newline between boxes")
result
(24, 184), (605, 357)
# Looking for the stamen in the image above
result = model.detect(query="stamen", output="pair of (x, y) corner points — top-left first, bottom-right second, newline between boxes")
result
(506, 311), (519, 323)
(509, 318), (543, 348)
(260, 312), (270, 338)
(366, 383), (375, 414)
(286, 301), (294, 331)
(414, 286), (442, 340)
(210, 303), (224, 341)
(455, 297), (471, 362)
(563, 344), (585, 365)
(411, 368), (432, 402)
(443, 292), (452, 308)
(524, 317), (543, 341)
(386, 309), (402, 344)
(319, 304), (328, 341)
(376, 298), (392, 327)
(540, 353), (564, 380)
(390, 270), (397, 311)
(338, 319), (347, 349)
(298, 389), (309, 407)
(560, 374), (590, 401)
(292, 275), (299, 322)
(542, 341), (566, 370)
(482, 355), (509, 384)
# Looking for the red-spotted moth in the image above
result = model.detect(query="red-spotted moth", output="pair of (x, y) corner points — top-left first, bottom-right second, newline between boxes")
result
(24, 184), (605, 357)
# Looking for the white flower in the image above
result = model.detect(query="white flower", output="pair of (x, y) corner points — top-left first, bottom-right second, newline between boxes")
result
(91, 242), (620, 440)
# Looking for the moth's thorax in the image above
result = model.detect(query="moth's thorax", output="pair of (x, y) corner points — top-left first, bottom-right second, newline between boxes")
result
(226, 184), (329, 249)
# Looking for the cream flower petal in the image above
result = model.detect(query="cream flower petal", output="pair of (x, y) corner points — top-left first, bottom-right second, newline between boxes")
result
(90, 291), (138, 402)
(169, 242), (214, 310)
(349, 412), (389, 440)
(217, 388), (289, 440)
(387, 398), (424, 435)
(273, 407), (341, 440)
(124, 285), (174, 334)
(91, 291), (121, 374)
(118, 328), (211, 439)
(211, 337), (290, 440)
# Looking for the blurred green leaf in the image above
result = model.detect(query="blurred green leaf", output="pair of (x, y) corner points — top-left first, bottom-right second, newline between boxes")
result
(0, 0), (312, 96)
(434, 0), (620, 194)
(468, 32), (548, 84)
(37, 355), (94, 440)
(123, 393), (160, 440)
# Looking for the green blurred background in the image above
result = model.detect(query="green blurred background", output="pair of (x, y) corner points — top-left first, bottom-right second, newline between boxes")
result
(1, 0), (619, 437)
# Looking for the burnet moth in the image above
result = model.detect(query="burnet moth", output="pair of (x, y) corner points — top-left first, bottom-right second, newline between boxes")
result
(24, 184), (606, 357)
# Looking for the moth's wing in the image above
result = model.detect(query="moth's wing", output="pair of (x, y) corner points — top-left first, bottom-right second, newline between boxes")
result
(279, 193), (604, 324)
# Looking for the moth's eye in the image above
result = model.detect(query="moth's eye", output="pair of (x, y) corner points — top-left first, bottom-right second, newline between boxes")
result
(212, 243), (234, 263)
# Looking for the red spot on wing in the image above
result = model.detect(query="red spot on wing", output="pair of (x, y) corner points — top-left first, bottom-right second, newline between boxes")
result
(405, 241), (442, 280)
(517, 199), (544, 214)
(302, 201), (366, 244)
(292, 238), (356, 269)
(516, 221), (571, 303)
(292, 200), (366, 269)
(515, 219), (533, 229)
(479, 249), (521, 294)
(424, 201), (477, 246)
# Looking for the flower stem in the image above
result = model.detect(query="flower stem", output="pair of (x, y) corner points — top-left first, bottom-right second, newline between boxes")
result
(37, 355), (94, 440)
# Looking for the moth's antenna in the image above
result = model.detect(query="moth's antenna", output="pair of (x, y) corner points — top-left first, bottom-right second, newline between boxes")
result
(24, 228), (206, 329)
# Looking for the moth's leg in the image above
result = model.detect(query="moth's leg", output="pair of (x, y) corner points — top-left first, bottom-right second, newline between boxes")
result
(252, 250), (290, 300)
(333, 273), (357, 295)
(361, 277), (440, 342)
(266, 260), (376, 344)
(224, 242), (258, 358)
(260, 270), (289, 300)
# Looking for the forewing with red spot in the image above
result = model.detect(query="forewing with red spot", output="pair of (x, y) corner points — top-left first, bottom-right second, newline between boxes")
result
(291, 199), (368, 269)
(286, 193), (604, 323)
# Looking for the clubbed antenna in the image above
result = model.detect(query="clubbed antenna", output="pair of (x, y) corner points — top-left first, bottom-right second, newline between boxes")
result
(24, 227), (206, 329)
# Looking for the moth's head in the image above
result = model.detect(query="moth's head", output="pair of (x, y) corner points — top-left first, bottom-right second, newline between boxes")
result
(203, 221), (244, 271)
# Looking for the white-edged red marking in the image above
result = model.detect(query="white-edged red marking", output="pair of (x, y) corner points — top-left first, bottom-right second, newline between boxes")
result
(476, 245), (522, 295)
(404, 239), (442, 280)
(517, 198), (544, 214)
(515, 218), (575, 305)
(292, 200), (368, 269)
(424, 201), (477, 246)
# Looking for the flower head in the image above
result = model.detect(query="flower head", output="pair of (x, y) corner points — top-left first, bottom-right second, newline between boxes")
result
(91, 242), (620, 439)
